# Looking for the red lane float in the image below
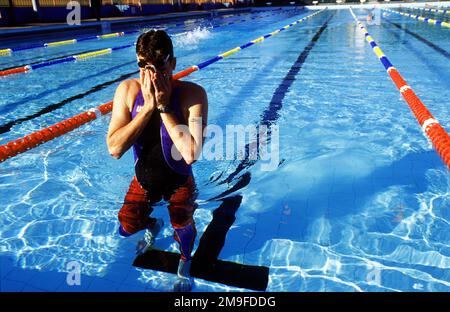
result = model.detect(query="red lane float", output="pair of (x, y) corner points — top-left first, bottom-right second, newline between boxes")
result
(0, 105), (110, 162)
(350, 8), (450, 168)
(0, 66), (30, 77)
(387, 62), (450, 168)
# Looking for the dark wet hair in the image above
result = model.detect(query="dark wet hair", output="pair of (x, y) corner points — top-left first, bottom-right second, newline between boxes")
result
(136, 29), (174, 67)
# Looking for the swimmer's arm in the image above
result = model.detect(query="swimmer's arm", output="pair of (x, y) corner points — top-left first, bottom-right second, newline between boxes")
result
(159, 85), (208, 165)
(107, 81), (155, 159)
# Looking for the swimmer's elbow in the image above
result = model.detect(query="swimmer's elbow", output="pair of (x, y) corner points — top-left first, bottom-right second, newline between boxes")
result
(107, 143), (124, 160)
(110, 152), (122, 160)
(181, 150), (195, 165)
(185, 157), (196, 166)
(184, 149), (201, 165)
(106, 135), (124, 159)
(109, 149), (123, 160)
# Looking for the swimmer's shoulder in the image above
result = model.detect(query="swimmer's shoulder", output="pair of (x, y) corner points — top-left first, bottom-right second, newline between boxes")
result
(115, 78), (141, 112)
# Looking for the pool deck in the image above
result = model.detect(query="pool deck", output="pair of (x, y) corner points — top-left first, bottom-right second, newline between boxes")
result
(0, 7), (252, 39)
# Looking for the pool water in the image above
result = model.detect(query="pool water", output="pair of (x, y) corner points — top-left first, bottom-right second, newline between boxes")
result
(0, 6), (449, 292)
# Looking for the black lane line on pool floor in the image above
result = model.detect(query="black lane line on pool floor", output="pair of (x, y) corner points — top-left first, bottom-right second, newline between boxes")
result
(0, 69), (138, 135)
(0, 60), (136, 115)
(133, 194), (270, 291)
(210, 13), (335, 198)
(386, 20), (450, 59)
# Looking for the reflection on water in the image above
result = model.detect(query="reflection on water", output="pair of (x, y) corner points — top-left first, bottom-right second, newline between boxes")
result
(1, 7), (449, 292)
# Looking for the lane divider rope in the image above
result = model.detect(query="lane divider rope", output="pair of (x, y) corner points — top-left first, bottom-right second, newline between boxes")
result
(0, 8), (291, 57)
(0, 9), (299, 77)
(0, 44), (132, 77)
(0, 8), (326, 162)
(174, 9), (325, 79)
(350, 8), (450, 168)
(0, 31), (135, 56)
(403, 6), (450, 16)
(384, 8), (450, 28)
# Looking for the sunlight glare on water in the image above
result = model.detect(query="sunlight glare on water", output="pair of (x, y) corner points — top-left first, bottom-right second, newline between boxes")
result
(0, 6), (449, 292)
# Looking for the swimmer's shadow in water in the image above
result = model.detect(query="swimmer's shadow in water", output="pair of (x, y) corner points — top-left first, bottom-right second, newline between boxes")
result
(132, 195), (269, 291)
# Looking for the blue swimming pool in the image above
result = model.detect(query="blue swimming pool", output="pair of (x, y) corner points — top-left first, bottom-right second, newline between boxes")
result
(0, 5), (449, 292)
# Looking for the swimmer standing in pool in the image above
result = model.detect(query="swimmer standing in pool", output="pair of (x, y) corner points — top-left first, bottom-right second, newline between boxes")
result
(106, 30), (208, 292)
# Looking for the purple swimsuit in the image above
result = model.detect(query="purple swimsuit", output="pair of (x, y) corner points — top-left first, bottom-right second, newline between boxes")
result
(131, 86), (192, 192)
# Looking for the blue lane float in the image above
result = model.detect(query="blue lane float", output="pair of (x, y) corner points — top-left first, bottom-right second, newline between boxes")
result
(384, 8), (450, 28)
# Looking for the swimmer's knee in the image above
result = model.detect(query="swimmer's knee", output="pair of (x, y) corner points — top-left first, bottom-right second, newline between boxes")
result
(117, 211), (140, 236)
